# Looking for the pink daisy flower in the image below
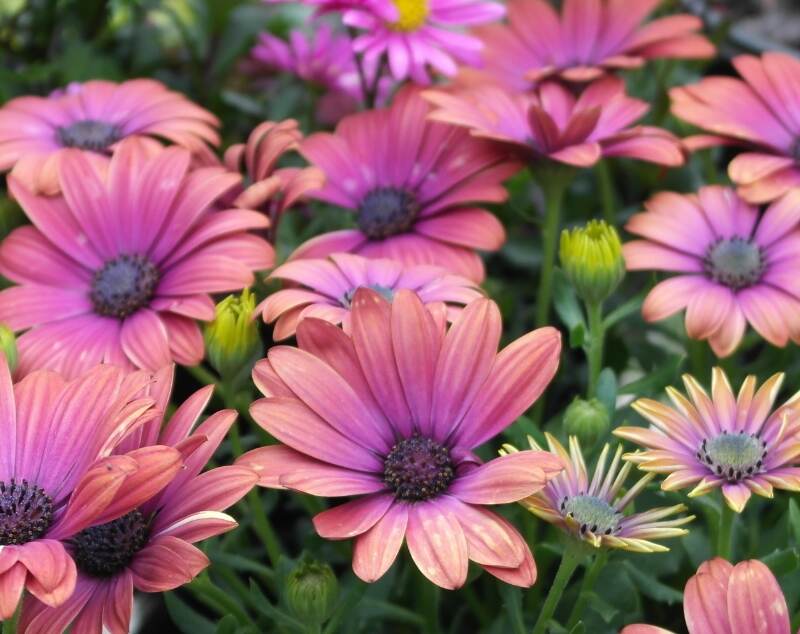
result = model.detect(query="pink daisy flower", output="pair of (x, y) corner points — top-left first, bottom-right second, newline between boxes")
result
(344, 0), (505, 84)
(424, 77), (685, 168)
(258, 253), (483, 339)
(0, 138), (274, 378)
(0, 359), (183, 620)
(615, 368), (800, 513)
(238, 289), (564, 589)
(293, 87), (521, 282)
(462, 0), (713, 92)
(18, 366), (258, 634)
(0, 79), (220, 195)
(623, 558), (792, 634)
(505, 434), (693, 552)
(671, 52), (800, 204)
(623, 186), (800, 357)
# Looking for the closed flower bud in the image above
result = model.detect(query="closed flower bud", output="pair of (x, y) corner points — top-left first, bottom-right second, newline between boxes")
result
(559, 220), (625, 304)
(204, 289), (260, 379)
(0, 324), (17, 373)
(563, 397), (610, 449)
(286, 560), (339, 627)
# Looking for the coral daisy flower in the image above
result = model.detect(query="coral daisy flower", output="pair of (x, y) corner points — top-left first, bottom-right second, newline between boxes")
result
(504, 434), (693, 552)
(0, 359), (183, 620)
(623, 186), (800, 357)
(238, 289), (563, 589)
(671, 52), (800, 204)
(293, 87), (520, 282)
(258, 253), (483, 339)
(615, 368), (800, 513)
(622, 558), (792, 634)
(343, 0), (505, 84)
(424, 77), (684, 168)
(0, 138), (274, 378)
(0, 79), (219, 195)
(223, 119), (325, 236)
(462, 0), (713, 92)
(18, 366), (258, 634)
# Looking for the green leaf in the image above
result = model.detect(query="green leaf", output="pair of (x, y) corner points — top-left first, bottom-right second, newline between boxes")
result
(164, 593), (217, 634)
(569, 322), (585, 349)
(553, 268), (586, 333)
(618, 354), (685, 396)
(622, 562), (683, 605)
(789, 499), (800, 545)
(596, 369), (617, 417)
(209, 5), (273, 78)
(763, 547), (800, 577)
(215, 615), (239, 634)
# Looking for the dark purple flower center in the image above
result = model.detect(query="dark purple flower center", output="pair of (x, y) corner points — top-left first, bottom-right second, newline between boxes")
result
(357, 187), (420, 240)
(697, 432), (766, 482)
(703, 237), (764, 290)
(560, 494), (620, 536)
(91, 254), (159, 319)
(0, 479), (54, 546)
(384, 435), (454, 501)
(341, 284), (395, 307)
(71, 509), (149, 578)
(56, 119), (122, 151)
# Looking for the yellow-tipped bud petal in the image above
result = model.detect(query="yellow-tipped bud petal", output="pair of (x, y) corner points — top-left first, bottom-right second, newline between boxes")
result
(0, 324), (18, 373)
(559, 219), (625, 304)
(204, 289), (260, 379)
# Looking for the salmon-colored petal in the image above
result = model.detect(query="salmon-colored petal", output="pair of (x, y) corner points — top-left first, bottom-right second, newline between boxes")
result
(352, 502), (408, 583)
(406, 500), (469, 589)
(313, 493), (394, 539)
(728, 560), (791, 634)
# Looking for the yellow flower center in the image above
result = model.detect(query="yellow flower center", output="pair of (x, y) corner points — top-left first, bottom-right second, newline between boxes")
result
(390, 0), (429, 32)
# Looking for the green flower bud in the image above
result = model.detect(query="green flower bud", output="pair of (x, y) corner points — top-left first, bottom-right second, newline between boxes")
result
(559, 220), (625, 304)
(285, 560), (339, 627)
(203, 289), (260, 379)
(0, 324), (18, 373)
(563, 397), (610, 449)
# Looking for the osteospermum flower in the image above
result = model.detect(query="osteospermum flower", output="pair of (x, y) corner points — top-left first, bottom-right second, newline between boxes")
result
(424, 77), (684, 168)
(0, 138), (274, 377)
(238, 289), (563, 589)
(344, 0), (505, 84)
(19, 367), (258, 634)
(258, 253), (483, 339)
(615, 368), (800, 513)
(672, 52), (800, 204)
(0, 359), (183, 620)
(294, 87), (520, 282)
(0, 79), (219, 195)
(622, 558), (792, 634)
(462, 0), (713, 92)
(504, 434), (692, 552)
(623, 186), (800, 357)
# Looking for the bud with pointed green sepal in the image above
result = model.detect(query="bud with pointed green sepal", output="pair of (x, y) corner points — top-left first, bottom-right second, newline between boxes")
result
(560, 220), (625, 305)
(285, 559), (338, 627)
(563, 397), (610, 450)
(0, 324), (17, 373)
(204, 289), (260, 380)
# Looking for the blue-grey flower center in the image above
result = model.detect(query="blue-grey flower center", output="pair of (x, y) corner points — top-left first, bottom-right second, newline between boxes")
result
(0, 479), (54, 546)
(357, 187), (420, 239)
(56, 119), (122, 151)
(91, 254), (159, 319)
(71, 509), (149, 578)
(384, 435), (454, 501)
(704, 238), (764, 290)
(697, 432), (766, 482)
(341, 284), (395, 307)
(561, 494), (620, 535)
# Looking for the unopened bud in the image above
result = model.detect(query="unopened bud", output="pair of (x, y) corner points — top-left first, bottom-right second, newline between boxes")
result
(286, 559), (338, 627)
(204, 289), (260, 379)
(563, 398), (610, 449)
(0, 325), (17, 373)
(560, 220), (625, 304)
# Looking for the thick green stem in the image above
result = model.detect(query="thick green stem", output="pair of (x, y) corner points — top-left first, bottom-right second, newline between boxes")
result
(535, 175), (570, 327)
(565, 550), (608, 630)
(587, 301), (605, 398)
(248, 489), (283, 568)
(531, 543), (586, 634)
(717, 500), (735, 561)
(596, 161), (616, 225)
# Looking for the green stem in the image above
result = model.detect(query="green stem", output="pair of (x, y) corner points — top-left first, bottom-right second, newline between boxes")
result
(535, 173), (571, 327)
(248, 489), (283, 568)
(586, 301), (605, 398)
(187, 364), (218, 386)
(418, 571), (440, 634)
(565, 550), (608, 630)
(531, 542), (586, 634)
(717, 499), (735, 561)
(188, 578), (250, 625)
(596, 161), (616, 225)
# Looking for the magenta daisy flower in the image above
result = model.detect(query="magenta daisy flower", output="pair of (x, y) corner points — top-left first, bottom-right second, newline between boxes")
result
(615, 368), (800, 513)
(258, 253), (483, 339)
(505, 434), (692, 552)
(18, 366), (258, 634)
(672, 52), (800, 204)
(463, 0), (713, 92)
(0, 79), (220, 195)
(238, 289), (563, 589)
(0, 359), (183, 620)
(623, 186), (800, 357)
(343, 0), (505, 84)
(294, 87), (520, 282)
(424, 77), (684, 168)
(623, 558), (792, 634)
(0, 138), (274, 378)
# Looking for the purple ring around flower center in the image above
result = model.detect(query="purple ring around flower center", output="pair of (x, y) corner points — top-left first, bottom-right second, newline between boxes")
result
(56, 119), (122, 152)
(357, 187), (420, 240)
(90, 254), (160, 319)
(0, 479), (54, 546)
